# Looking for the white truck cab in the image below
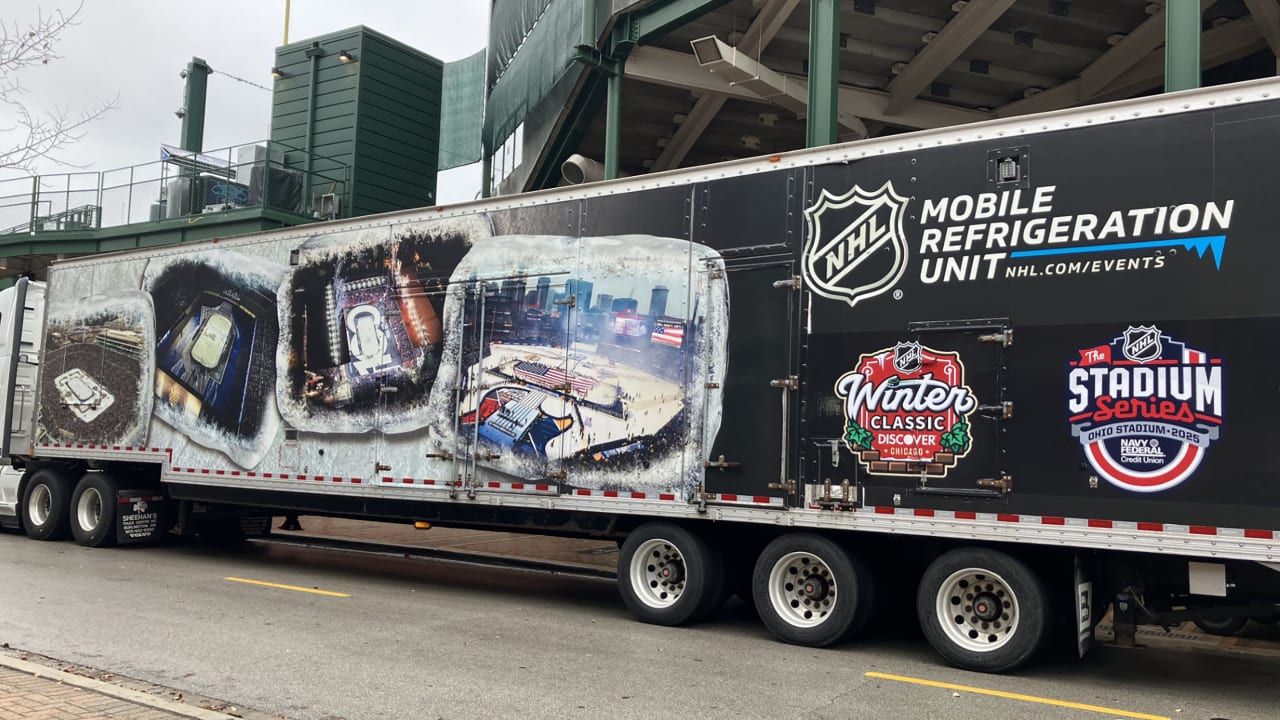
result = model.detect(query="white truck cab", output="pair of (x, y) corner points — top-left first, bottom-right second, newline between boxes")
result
(0, 278), (45, 528)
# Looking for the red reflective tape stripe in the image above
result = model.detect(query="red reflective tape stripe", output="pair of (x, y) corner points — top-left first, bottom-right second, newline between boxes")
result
(576, 489), (591, 496)
(403, 478), (413, 484)
(1190, 525), (1217, 535)
(200, 469), (210, 474)
(1087, 519), (1113, 529)
(659, 493), (675, 501)
(721, 493), (739, 502)
(535, 484), (549, 491)
(511, 483), (525, 490)
(1245, 529), (1273, 539)
(231, 471), (240, 476)
(752, 496), (771, 504)
(631, 492), (646, 499)
(351, 478), (362, 484)
(604, 490), (619, 497)
(913, 508), (935, 517)
(215, 470), (225, 475)
(381, 477), (393, 483)
(1041, 516), (1065, 525)
(1137, 522), (1163, 532)
(874, 506), (895, 515)
(113, 446), (121, 451)
(955, 511), (977, 520)
(997, 514), (1020, 523)
(487, 481), (501, 488)
(263, 472), (273, 478)
(332, 477), (342, 483)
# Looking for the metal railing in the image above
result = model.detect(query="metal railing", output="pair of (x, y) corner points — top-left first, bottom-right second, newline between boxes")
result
(0, 140), (350, 237)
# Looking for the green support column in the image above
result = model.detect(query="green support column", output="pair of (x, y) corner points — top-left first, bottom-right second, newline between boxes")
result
(1164, 0), (1201, 92)
(180, 57), (211, 152)
(806, 0), (839, 147)
(604, 59), (624, 180)
(481, 142), (493, 198)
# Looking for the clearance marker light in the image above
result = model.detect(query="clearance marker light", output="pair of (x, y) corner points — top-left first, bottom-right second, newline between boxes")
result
(414, 521), (432, 530)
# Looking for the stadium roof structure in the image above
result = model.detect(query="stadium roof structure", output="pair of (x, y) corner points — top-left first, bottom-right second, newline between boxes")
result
(486, 0), (1280, 194)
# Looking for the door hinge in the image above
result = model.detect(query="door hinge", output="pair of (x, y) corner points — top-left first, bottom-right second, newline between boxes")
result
(704, 454), (740, 470)
(769, 375), (799, 391)
(977, 401), (1014, 419)
(544, 470), (567, 480)
(374, 462), (391, 473)
(772, 276), (801, 290)
(816, 478), (855, 511)
(554, 295), (576, 308)
(976, 474), (1014, 494)
(767, 480), (796, 493)
(977, 328), (1013, 347)
(425, 451), (454, 461)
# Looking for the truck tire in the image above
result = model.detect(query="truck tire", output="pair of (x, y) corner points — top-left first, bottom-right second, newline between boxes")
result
(20, 469), (73, 541)
(917, 548), (1048, 673)
(69, 473), (119, 548)
(753, 533), (874, 647)
(618, 522), (724, 626)
(1193, 617), (1248, 636)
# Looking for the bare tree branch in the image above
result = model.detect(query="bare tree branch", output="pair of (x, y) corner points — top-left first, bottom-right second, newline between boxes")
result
(0, 2), (117, 174)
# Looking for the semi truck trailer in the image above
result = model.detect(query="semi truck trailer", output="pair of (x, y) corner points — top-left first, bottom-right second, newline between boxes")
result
(2, 76), (1279, 673)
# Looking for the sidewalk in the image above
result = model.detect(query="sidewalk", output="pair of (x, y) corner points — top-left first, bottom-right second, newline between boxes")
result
(0, 652), (248, 720)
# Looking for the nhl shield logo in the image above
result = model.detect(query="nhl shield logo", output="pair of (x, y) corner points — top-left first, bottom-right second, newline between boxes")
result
(802, 181), (910, 307)
(893, 341), (922, 374)
(1122, 325), (1161, 363)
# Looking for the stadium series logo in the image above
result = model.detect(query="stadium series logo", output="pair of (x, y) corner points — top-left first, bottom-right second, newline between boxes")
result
(802, 181), (910, 307)
(1068, 326), (1224, 493)
(837, 342), (977, 477)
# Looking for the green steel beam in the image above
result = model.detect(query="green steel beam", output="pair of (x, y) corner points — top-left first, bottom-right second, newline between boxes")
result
(605, 58), (624, 180)
(1165, 0), (1202, 92)
(636, 0), (735, 44)
(806, 0), (840, 147)
(180, 57), (211, 152)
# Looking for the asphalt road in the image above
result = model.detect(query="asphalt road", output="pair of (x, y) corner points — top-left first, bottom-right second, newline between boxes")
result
(2, 532), (1278, 720)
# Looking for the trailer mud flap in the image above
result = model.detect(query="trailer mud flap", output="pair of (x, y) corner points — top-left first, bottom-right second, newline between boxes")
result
(1076, 553), (1095, 658)
(115, 491), (168, 544)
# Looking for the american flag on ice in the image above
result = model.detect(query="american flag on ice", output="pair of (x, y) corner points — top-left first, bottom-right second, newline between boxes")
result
(651, 323), (684, 348)
(513, 361), (597, 395)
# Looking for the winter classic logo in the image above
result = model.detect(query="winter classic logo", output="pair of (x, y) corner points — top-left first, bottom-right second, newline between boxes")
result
(802, 181), (910, 307)
(837, 342), (977, 477)
(1068, 326), (1223, 493)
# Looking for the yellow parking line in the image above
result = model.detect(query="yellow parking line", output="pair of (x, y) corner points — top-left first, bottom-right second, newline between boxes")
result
(225, 577), (350, 597)
(865, 672), (1169, 720)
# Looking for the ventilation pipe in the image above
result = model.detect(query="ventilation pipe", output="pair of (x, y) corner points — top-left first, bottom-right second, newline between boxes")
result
(562, 154), (607, 184)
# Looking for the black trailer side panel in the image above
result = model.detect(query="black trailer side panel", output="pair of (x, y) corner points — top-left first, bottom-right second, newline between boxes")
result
(799, 100), (1280, 531)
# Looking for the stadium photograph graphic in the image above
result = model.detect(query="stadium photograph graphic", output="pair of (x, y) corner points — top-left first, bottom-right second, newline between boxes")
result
(280, 228), (470, 433)
(444, 234), (729, 490)
(36, 291), (154, 447)
(144, 252), (283, 468)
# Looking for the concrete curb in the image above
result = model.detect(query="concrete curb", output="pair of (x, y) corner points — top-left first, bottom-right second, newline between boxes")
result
(0, 652), (243, 720)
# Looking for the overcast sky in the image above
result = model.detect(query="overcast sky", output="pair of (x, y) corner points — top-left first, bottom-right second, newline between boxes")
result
(2, 0), (489, 203)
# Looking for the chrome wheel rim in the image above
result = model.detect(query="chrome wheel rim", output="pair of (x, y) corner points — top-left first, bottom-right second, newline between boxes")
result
(768, 551), (838, 628)
(76, 486), (103, 533)
(936, 567), (1020, 652)
(630, 537), (686, 609)
(27, 484), (52, 526)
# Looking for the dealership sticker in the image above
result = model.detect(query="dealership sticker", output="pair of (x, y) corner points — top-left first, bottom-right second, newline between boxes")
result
(1068, 326), (1223, 493)
(836, 342), (977, 477)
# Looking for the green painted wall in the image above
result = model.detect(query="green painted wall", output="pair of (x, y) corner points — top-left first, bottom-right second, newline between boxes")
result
(270, 27), (443, 218)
